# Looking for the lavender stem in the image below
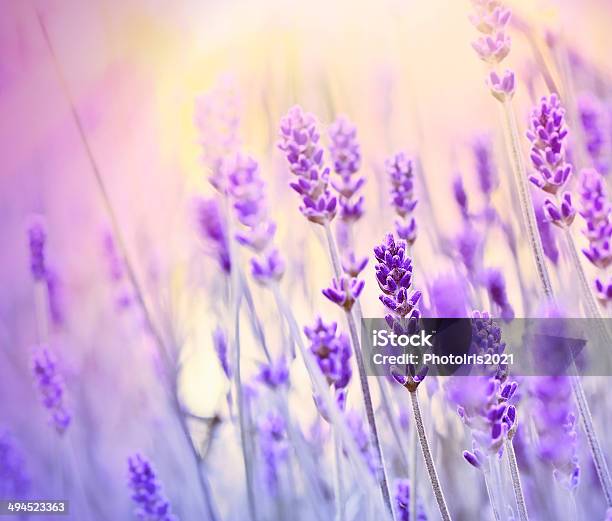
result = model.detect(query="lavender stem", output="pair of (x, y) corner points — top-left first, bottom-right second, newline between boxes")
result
(483, 466), (501, 521)
(345, 309), (395, 519)
(409, 389), (452, 521)
(500, 100), (554, 300)
(333, 427), (346, 521)
(233, 289), (259, 521)
(570, 371), (612, 506)
(409, 426), (417, 521)
(505, 439), (529, 521)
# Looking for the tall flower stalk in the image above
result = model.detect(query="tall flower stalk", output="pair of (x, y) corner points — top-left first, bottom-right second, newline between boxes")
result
(469, 0), (612, 507)
(376, 234), (452, 521)
(279, 105), (394, 518)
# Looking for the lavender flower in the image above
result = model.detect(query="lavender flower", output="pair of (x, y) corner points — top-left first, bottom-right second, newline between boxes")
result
(446, 312), (518, 459)
(258, 356), (290, 389)
(579, 168), (612, 269)
(258, 411), (288, 496)
(394, 479), (428, 521)
(341, 252), (369, 277)
(31, 347), (71, 434)
(194, 197), (231, 274)
(488, 70), (515, 102)
(578, 93), (608, 175)
(0, 430), (30, 498)
(103, 231), (133, 310)
(213, 327), (231, 379)
(386, 153), (418, 245)
(322, 275), (365, 311)
(535, 200), (560, 264)
(278, 106), (337, 225)
(328, 116), (365, 222)
(578, 168), (612, 304)
(194, 77), (241, 191)
(374, 234), (421, 332)
(470, 0), (512, 64)
(483, 268), (514, 321)
(304, 317), (352, 390)
(453, 174), (469, 217)
(472, 134), (498, 196)
(127, 453), (177, 521)
(225, 153), (285, 284)
(27, 218), (46, 281)
(527, 94), (576, 228)
(529, 376), (580, 490)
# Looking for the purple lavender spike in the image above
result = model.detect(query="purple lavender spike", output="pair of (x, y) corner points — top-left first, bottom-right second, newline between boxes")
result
(194, 197), (231, 274)
(128, 454), (177, 521)
(279, 106), (336, 225)
(258, 412), (289, 496)
(387, 153), (418, 245)
(32, 347), (71, 434)
(394, 479), (428, 520)
(304, 317), (352, 391)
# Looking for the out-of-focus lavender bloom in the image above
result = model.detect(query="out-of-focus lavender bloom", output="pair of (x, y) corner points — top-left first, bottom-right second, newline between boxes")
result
(487, 70), (515, 102)
(127, 453), (177, 521)
(329, 116), (365, 222)
(304, 317), (352, 390)
(472, 134), (498, 196)
(447, 312), (518, 459)
(543, 192), (576, 228)
(213, 327), (231, 379)
(578, 93), (608, 175)
(0, 430), (30, 498)
(579, 168), (612, 304)
(535, 201), (560, 264)
(469, 0), (512, 35)
(258, 356), (290, 389)
(278, 106), (337, 225)
(453, 175), (469, 217)
(579, 168), (612, 269)
(595, 277), (612, 303)
(472, 32), (511, 64)
(250, 249), (285, 285)
(374, 234), (421, 332)
(427, 274), (469, 318)
(342, 252), (368, 277)
(386, 153), (418, 245)
(483, 268), (514, 321)
(322, 275), (365, 311)
(456, 225), (481, 273)
(606, 507), (612, 521)
(529, 376), (580, 490)
(527, 95), (573, 195)
(194, 197), (231, 274)
(32, 347), (71, 434)
(194, 77), (241, 192)
(225, 153), (285, 284)
(345, 411), (379, 476)
(470, 0), (512, 65)
(103, 231), (133, 310)
(258, 412), (288, 496)
(28, 218), (47, 281)
(394, 479), (428, 521)
(44, 268), (65, 327)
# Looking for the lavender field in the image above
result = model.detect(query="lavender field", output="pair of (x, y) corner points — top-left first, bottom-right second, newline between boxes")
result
(2, 0), (612, 519)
